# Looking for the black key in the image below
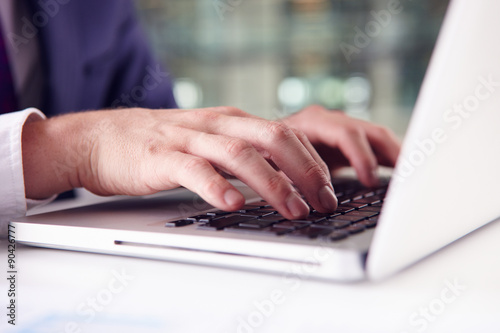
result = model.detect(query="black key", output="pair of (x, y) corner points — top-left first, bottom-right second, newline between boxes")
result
(239, 220), (276, 229)
(337, 196), (351, 205)
(186, 215), (213, 222)
(335, 206), (355, 214)
(258, 215), (286, 223)
(254, 208), (277, 214)
(206, 210), (231, 217)
(197, 215), (257, 231)
(273, 221), (310, 230)
(313, 219), (351, 229)
(165, 219), (193, 227)
(328, 230), (350, 241)
(342, 202), (368, 209)
(291, 216), (327, 223)
(225, 226), (291, 236)
(351, 191), (368, 200)
(351, 197), (377, 204)
(358, 219), (377, 228)
(359, 206), (381, 213)
(237, 205), (262, 213)
(344, 211), (378, 218)
(309, 211), (337, 219)
(344, 223), (366, 234)
(285, 227), (332, 239)
(328, 215), (365, 223)
(240, 211), (273, 218)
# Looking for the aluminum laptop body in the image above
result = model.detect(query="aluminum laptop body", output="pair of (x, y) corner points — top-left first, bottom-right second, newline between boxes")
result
(11, 0), (500, 281)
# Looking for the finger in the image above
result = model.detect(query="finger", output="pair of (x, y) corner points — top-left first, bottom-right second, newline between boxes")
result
(208, 117), (337, 213)
(153, 151), (246, 212)
(322, 126), (379, 187)
(363, 125), (401, 167)
(290, 128), (331, 181)
(184, 131), (311, 219)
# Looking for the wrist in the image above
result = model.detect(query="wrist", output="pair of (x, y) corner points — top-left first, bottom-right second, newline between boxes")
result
(22, 113), (93, 199)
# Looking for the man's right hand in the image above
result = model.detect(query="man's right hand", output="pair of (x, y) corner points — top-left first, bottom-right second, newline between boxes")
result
(22, 107), (337, 220)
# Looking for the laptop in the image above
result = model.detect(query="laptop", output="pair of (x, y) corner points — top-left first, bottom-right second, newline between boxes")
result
(11, 0), (500, 282)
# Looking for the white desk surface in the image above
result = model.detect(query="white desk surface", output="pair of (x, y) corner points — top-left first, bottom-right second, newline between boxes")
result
(2, 192), (500, 333)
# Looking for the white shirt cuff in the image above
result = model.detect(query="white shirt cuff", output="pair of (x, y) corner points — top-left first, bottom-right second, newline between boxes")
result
(0, 108), (51, 237)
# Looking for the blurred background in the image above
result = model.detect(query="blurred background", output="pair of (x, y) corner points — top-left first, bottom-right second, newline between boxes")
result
(134, 0), (449, 136)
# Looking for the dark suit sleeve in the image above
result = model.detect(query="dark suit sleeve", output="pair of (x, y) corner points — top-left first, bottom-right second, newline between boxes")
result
(34, 0), (177, 116)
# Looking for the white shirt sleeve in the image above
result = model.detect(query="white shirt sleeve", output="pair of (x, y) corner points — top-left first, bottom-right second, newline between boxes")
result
(0, 108), (52, 237)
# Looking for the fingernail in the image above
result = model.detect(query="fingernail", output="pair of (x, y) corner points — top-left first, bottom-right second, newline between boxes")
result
(319, 185), (338, 211)
(224, 189), (244, 207)
(286, 192), (310, 218)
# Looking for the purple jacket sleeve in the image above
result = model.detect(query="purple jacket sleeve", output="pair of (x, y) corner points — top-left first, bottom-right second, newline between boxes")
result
(29, 0), (177, 116)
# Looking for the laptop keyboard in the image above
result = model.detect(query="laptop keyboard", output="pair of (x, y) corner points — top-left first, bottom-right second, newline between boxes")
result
(165, 179), (388, 242)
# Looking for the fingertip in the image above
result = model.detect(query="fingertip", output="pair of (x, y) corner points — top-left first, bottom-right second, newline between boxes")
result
(223, 188), (245, 210)
(285, 191), (310, 219)
(317, 185), (338, 212)
(362, 168), (380, 187)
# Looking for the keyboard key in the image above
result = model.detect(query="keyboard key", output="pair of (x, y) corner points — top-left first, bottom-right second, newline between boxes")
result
(197, 215), (257, 231)
(363, 191), (375, 197)
(239, 210), (274, 218)
(335, 206), (355, 214)
(342, 202), (368, 209)
(224, 226), (290, 236)
(206, 210), (231, 217)
(186, 215), (213, 222)
(273, 221), (310, 230)
(328, 230), (350, 241)
(291, 216), (327, 223)
(358, 219), (377, 228)
(309, 211), (339, 219)
(312, 220), (351, 229)
(237, 205), (263, 213)
(344, 211), (378, 218)
(358, 206), (381, 213)
(165, 219), (194, 227)
(285, 227), (332, 239)
(257, 215), (286, 223)
(239, 220), (276, 229)
(337, 196), (351, 204)
(328, 215), (365, 223)
(344, 223), (366, 234)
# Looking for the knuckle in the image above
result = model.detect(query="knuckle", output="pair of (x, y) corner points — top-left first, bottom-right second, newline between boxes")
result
(184, 157), (210, 173)
(292, 128), (307, 141)
(264, 121), (295, 144)
(194, 109), (222, 123)
(224, 138), (254, 160)
(302, 159), (325, 180)
(357, 153), (377, 169)
(318, 159), (329, 173)
(225, 106), (246, 116)
(339, 124), (363, 140)
(263, 174), (287, 194)
(202, 174), (223, 196)
(373, 125), (394, 139)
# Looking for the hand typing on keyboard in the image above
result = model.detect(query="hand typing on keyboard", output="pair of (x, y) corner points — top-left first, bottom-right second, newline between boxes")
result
(22, 105), (400, 221)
